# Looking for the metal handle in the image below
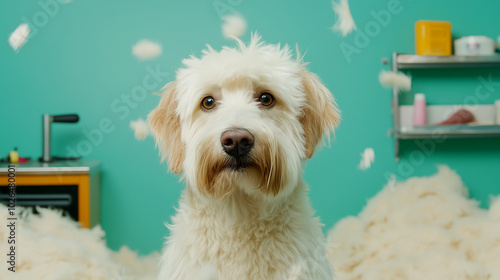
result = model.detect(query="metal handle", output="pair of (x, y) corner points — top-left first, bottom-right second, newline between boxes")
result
(41, 114), (80, 162)
(53, 114), (79, 123)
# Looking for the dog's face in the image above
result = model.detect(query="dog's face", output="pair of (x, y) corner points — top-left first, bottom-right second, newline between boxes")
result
(149, 36), (339, 199)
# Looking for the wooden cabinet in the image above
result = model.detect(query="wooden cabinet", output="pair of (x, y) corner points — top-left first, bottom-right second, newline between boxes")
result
(0, 161), (100, 228)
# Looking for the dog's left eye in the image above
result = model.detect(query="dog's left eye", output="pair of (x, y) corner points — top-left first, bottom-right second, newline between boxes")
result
(259, 92), (275, 107)
(201, 96), (216, 110)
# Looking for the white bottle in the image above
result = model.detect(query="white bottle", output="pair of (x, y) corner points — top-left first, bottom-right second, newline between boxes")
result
(413, 93), (427, 126)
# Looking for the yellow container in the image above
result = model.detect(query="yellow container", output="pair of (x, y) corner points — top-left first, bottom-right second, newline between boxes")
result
(415, 21), (452, 56)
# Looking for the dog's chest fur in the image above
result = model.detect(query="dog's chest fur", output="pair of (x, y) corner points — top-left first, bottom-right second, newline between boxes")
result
(158, 182), (333, 280)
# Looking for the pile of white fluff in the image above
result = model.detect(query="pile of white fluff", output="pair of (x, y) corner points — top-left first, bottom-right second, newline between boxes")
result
(0, 205), (159, 280)
(327, 166), (500, 280)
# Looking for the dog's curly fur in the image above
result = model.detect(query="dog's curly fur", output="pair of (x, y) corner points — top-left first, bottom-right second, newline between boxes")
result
(148, 34), (340, 280)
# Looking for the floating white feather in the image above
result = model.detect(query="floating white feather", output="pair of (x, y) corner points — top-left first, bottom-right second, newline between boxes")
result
(332, 0), (356, 37)
(8, 23), (30, 52)
(130, 118), (150, 140)
(222, 14), (247, 40)
(358, 147), (375, 170)
(379, 70), (412, 91)
(132, 39), (162, 61)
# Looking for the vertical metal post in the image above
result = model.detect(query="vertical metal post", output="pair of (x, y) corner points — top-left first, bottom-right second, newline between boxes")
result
(42, 114), (53, 162)
(392, 52), (400, 161)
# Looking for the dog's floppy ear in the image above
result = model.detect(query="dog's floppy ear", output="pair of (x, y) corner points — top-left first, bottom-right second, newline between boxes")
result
(148, 82), (185, 174)
(299, 71), (340, 159)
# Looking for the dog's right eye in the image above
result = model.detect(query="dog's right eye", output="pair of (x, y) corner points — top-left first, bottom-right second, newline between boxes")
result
(201, 96), (216, 110)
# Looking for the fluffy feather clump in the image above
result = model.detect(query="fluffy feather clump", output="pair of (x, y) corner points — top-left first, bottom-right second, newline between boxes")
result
(332, 0), (356, 36)
(0, 204), (159, 280)
(222, 13), (247, 40)
(130, 118), (150, 140)
(358, 147), (374, 170)
(379, 70), (412, 91)
(9, 23), (30, 52)
(132, 39), (162, 60)
(327, 166), (500, 280)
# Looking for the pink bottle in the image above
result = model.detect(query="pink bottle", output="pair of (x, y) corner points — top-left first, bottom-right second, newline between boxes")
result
(413, 93), (427, 126)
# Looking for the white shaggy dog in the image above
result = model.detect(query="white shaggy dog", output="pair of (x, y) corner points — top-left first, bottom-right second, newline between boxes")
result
(148, 34), (340, 280)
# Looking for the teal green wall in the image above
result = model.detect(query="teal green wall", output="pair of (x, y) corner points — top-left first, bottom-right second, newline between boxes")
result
(2, 0), (499, 254)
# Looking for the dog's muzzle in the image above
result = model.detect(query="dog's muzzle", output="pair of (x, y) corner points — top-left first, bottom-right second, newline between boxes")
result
(220, 129), (254, 159)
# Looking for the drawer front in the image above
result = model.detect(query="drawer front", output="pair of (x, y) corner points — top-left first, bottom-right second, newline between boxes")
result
(0, 185), (79, 222)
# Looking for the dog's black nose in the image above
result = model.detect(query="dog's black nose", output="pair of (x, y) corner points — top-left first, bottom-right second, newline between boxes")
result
(221, 129), (254, 158)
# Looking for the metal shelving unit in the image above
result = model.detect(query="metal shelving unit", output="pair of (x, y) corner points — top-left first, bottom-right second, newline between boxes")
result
(396, 54), (500, 69)
(397, 125), (500, 139)
(391, 53), (500, 160)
